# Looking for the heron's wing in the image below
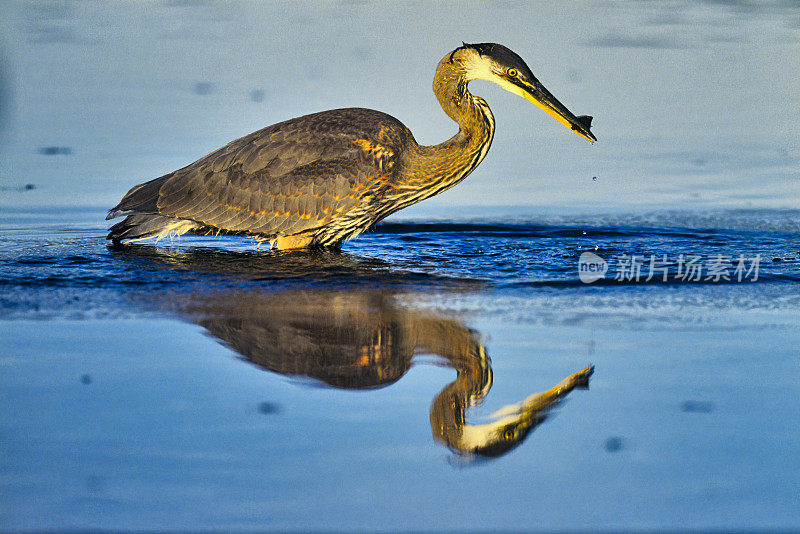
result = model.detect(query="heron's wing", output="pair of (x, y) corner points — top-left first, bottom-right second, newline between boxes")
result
(157, 156), (378, 237)
(109, 108), (405, 237)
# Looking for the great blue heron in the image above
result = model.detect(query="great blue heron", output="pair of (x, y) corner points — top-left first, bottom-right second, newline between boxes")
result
(107, 42), (595, 249)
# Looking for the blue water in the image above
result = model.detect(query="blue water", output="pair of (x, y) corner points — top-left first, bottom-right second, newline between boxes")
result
(1, 1), (799, 529)
(2, 207), (798, 306)
(1, 208), (799, 530)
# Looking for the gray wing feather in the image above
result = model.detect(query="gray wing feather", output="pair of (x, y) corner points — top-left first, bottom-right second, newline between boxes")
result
(110, 108), (406, 238)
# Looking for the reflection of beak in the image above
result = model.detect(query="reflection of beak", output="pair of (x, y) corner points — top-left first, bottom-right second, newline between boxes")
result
(510, 364), (594, 415)
(517, 79), (596, 143)
(462, 364), (595, 457)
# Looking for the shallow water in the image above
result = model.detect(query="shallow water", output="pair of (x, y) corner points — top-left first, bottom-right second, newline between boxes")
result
(2, 1), (800, 530)
(1, 208), (799, 530)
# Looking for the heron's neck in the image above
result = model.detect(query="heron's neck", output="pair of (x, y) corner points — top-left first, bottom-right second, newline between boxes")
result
(398, 58), (495, 203)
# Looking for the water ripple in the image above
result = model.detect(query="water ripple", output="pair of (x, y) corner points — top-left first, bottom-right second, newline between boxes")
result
(1, 210), (798, 322)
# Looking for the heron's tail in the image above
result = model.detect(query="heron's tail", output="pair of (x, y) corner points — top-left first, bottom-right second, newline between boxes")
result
(106, 173), (171, 221)
(106, 172), (201, 244)
(107, 213), (200, 244)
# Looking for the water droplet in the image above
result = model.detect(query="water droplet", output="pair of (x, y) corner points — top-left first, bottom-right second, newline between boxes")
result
(38, 146), (72, 156)
(680, 400), (714, 413)
(193, 82), (214, 95)
(604, 436), (624, 452)
(249, 89), (265, 102)
(258, 401), (280, 414)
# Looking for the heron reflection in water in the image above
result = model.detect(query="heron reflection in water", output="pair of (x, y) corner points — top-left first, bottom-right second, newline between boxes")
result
(108, 43), (595, 249)
(171, 289), (593, 458)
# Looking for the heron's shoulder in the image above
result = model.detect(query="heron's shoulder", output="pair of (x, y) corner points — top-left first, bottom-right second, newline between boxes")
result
(173, 108), (411, 180)
(268, 107), (413, 143)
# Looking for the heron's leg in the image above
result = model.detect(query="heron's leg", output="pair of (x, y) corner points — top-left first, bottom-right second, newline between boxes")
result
(273, 233), (315, 250)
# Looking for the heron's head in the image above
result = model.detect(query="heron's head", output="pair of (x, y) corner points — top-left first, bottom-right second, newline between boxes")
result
(451, 42), (596, 143)
(456, 411), (545, 458)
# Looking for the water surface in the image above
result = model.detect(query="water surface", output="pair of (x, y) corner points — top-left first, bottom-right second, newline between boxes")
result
(1, 1), (799, 531)
(1, 208), (798, 530)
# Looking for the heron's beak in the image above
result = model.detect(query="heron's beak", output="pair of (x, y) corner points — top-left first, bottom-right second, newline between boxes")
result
(516, 79), (596, 143)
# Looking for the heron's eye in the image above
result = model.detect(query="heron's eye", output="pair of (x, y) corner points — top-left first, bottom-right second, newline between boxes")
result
(503, 428), (515, 441)
(507, 68), (519, 78)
